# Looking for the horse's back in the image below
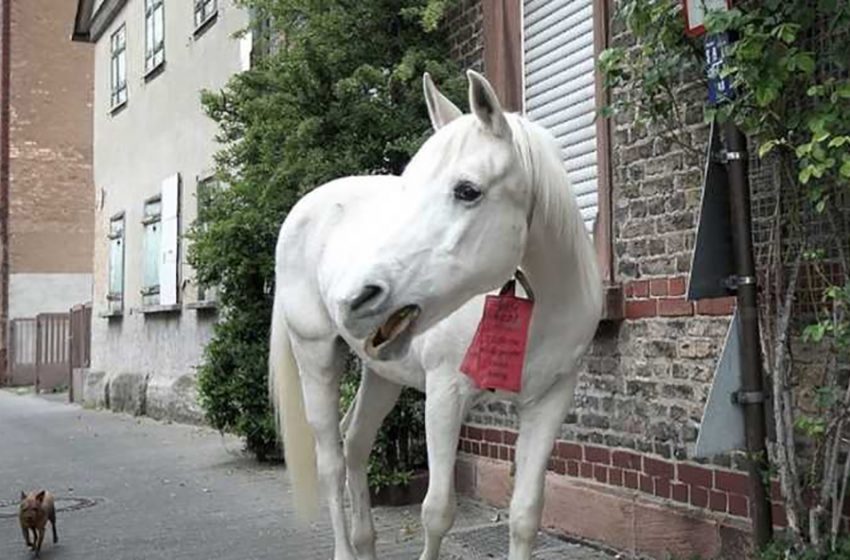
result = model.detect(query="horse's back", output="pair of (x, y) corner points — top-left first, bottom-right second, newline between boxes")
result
(279, 175), (399, 242)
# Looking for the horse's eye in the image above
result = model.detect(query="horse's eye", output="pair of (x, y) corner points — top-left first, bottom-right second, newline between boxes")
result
(453, 181), (483, 203)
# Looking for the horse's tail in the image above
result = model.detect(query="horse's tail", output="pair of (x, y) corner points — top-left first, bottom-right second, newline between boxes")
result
(269, 288), (319, 519)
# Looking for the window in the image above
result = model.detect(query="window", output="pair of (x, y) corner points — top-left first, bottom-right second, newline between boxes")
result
(107, 214), (125, 313)
(142, 197), (162, 306)
(511, 0), (620, 317)
(249, 7), (275, 64)
(110, 25), (127, 108)
(194, 0), (217, 30)
(195, 176), (219, 303)
(144, 0), (165, 74)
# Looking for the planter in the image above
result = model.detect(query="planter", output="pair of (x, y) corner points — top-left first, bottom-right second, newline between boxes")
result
(369, 470), (429, 507)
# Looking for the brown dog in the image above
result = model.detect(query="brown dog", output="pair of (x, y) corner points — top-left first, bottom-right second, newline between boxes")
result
(19, 490), (57, 556)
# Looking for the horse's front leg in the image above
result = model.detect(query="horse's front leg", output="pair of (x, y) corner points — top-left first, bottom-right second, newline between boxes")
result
(508, 373), (577, 560)
(296, 339), (355, 560)
(419, 371), (475, 560)
(343, 367), (402, 560)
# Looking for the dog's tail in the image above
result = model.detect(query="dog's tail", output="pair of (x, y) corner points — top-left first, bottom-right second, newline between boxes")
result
(269, 289), (319, 519)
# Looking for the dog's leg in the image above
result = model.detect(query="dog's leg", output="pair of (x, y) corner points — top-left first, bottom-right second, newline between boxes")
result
(49, 505), (57, 543)
(35, 526), (44, 556)
(21, 526), (31, 548)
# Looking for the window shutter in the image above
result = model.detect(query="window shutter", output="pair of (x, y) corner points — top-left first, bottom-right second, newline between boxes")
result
(159, 174), (180, 305)
(523, 0), (598, 233)
(108, 216), (125, 312)
(240, 31), (253, 71)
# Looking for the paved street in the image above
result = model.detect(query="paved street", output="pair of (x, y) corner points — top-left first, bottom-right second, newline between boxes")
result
(0, 390), (613, 560)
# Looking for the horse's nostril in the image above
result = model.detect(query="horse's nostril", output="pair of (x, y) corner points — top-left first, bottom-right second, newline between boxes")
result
(350, 284), (384, 313)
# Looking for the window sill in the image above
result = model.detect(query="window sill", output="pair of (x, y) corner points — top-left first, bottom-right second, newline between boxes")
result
(99, 309), (124, 319)
(138, 303), (181, 315)
(109, 100), (127, 116)
(600, 283), (624, 322)
(143, 60), (166, 82)
(193, 11), (218, 39)
(186, 300), (218, 311)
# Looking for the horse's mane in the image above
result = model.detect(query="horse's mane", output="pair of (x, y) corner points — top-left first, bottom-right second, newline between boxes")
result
(504, 113), (587, 245)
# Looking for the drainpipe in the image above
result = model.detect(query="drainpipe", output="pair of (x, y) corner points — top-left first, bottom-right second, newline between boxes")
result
(722, 121), (773, 549)
(0, 0), (11, 384)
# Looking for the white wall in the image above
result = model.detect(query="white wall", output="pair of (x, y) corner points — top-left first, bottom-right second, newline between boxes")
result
(89, 0), (248, 390)
(10, 273), (93, 319)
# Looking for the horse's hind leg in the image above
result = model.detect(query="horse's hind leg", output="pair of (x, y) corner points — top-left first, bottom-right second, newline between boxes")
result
(293, 336), (356, 560)
(508, 374), (578, 560)
(343, 367), (402, 560)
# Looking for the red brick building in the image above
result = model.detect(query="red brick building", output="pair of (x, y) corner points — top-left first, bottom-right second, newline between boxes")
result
(442, 2), (841, 558)
(8, 0), (94, 321)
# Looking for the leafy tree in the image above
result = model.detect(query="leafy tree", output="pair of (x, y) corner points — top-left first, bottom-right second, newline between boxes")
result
(189, 0), (464, 460)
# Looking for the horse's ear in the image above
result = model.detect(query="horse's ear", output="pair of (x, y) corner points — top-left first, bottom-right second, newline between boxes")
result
(467, 70), (510, 138)
(423, 73), (462, 131)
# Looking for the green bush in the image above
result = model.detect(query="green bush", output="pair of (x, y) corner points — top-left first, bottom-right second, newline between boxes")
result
(188, 0), (463, 460)
(761, 537), (850, 560)
(196, 304), (278, 460)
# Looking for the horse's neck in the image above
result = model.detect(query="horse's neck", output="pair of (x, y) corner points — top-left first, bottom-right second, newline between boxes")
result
(521, 209), (601, 332)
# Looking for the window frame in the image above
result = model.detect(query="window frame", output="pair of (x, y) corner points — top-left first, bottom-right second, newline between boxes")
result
(141, 195), (163, 305)
(107, 212), (126, 315)
(488, 0), (622, 319)
(109, 24), (127, 110)
(144, 0), (166, 76)
(193, 175), (220, 306)
(193, 0), (217, 34)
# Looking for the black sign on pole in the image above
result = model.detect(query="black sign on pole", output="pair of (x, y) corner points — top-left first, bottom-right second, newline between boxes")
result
(686, 119), (735, 301)
(682, 8), (774, 546)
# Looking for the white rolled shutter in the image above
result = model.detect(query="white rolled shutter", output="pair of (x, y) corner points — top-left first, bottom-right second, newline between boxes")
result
(159, 174), (180, 305)
(523, 0), (598, 233)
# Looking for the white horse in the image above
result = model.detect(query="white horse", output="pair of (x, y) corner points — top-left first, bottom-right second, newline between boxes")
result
(270, 70), (602, 560)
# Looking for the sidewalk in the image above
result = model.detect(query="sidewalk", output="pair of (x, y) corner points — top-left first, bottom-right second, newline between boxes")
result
(0, 389), (614, 559)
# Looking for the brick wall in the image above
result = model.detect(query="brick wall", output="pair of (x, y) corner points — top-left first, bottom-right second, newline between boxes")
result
(442, 2), (850, 557)
(447, 0), (740, 470)
(9, 0), (94, 274)
(445, 0), (483, 73)
(440, 2), (781, 556)
(456, 425), (850, 531)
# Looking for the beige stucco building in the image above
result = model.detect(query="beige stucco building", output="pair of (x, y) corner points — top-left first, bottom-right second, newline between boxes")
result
(72, 0), (250, 420)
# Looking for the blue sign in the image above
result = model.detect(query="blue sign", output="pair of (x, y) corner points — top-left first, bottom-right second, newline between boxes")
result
(705, 32), (734, 104)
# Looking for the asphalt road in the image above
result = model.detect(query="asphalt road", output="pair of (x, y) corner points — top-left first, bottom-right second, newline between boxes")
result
(0, 390), (613, 560)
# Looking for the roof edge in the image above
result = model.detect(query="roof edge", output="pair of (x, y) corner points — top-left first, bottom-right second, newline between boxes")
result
(72, 0), (94, 42)
(72, 0), (129, 43)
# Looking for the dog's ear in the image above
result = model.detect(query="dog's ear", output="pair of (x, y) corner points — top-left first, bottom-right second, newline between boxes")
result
(20, 491), (27, 501)
(35, 490), (45, 503)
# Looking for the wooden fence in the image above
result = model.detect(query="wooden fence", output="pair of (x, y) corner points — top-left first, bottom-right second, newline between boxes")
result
(5, 305), (91, 393)
(34, 313), (71, 393)
(8, 318), (37, 386)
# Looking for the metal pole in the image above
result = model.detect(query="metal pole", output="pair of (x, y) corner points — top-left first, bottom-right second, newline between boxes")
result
(722, 121), (773, 548)
(0, 0), (10, 385)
